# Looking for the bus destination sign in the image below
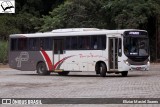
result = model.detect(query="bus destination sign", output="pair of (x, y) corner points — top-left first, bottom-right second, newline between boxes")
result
(129, 32), (140, 35)
(124, 31), (148, 36)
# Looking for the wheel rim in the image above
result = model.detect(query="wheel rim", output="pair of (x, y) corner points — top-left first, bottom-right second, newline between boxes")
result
(100, 66), (102, 73)
(39, 65), (44, 73)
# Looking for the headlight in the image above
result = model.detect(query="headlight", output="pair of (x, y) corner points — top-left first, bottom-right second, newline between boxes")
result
(147, 61), (150, 65)
(124, 60), (130, 66)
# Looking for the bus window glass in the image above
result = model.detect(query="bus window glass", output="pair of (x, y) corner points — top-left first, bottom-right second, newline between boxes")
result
(40, 38), (52, 50)
(91, 35), (106, 50)
(97, 35), (106, 50)
(40, 38), (45, 50)
(18, 38), (27, 50)
(71, 37), (77, 50)
(66, 37), (71, 50)
(44, 38), (52, 50)
(11, 38), (17, 51)
(101, 35), (106, 49)
(91, 36), (98, 49)
(29, 38), (39, 51)
(54, 39), (64, 54)
(78, 36), (90, 50)
(124, 37), (149, 56)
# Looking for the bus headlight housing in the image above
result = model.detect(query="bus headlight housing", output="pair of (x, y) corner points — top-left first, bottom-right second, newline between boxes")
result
(124, 60), (130, 66)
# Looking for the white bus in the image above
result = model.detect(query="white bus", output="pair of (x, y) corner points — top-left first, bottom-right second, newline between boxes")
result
(9, 28), (150, 77)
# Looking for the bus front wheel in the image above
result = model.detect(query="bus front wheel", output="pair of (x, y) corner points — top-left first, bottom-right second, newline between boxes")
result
(37, 62), (50, 75)
(121, 71), (128, 77)
(99, 63), (107, 77)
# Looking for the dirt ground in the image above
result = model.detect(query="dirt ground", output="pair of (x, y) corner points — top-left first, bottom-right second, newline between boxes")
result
(0, 64), (9, 68)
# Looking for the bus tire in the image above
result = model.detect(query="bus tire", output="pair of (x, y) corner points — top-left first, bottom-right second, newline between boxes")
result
(121, 71), (128, 77)
(58, 71), (70, 76)
(37, 62), (50, 75)
(99, 63), (107, 77)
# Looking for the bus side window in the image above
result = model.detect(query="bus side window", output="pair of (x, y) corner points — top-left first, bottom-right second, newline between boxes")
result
(44, 38), (52, 50)
(18, 38), (27, 51)
(78, 36), (90, 50)
(78, 36), (83, 49)
(29, 38), (39, 51)
(66, 37), (71, 50)
(91, 35), (106, 50)
(11, 38), (17, 51)
(101, 35), (106, 50)
(40, 38), (44, 50)
(91, 36), (97, 49)
(54, 39), (64, 54)
(71, 37), (77, 50)
(84, 36), (90, 49)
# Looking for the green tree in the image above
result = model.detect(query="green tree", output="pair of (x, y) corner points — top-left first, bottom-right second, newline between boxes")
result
(0, 15), (20, 40)
(16, 13), (41, 33)
(0, 0), (65, 39)
(40, 0), (160, 30)
(40, 0), (106, 31)
(16, 0), (64, 16)
(103, 0), (160, 29)
(0, 13), (40, 39)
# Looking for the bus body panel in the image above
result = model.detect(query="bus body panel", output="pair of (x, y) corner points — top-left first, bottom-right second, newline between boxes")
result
(9, 50), (107, 72)
(9, 51), (45, 71)
(61, 50), (106, 71)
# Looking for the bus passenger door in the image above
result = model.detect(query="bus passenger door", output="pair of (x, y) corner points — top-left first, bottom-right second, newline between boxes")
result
(109, 37), (121, 71)
(53, 39), (64, 70)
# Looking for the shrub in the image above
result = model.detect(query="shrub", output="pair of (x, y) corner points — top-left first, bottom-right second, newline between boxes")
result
(0, 41), (8, 64)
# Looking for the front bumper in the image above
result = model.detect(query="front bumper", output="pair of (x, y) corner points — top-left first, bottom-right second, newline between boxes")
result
(130, 65), (149, 71)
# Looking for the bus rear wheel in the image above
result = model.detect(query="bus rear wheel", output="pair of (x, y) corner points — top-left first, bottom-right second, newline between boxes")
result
(58, 71), (70, 76)
(37, 62), (50, 75)
(99, 63), (107, 77)
(121, 71), (128, 77)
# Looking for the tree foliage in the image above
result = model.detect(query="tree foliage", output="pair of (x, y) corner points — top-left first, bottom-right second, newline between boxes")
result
(40, 0), (106, 31)
(40, 0), (160, 31)
(103, 0), (160, 29)
(0, 0), (63, 40)
(0, 15), (20, 40)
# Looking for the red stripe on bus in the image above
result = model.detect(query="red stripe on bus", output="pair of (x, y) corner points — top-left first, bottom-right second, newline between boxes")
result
(54, 59), (64, 69)
(54, 56), (74, 69)
(41, 50), (53, 71)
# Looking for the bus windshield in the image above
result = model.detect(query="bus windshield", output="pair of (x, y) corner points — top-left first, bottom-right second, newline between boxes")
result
(124, 37), (149, 56)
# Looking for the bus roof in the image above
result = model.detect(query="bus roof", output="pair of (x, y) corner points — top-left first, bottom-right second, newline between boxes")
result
(10, 28), (147, 38)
